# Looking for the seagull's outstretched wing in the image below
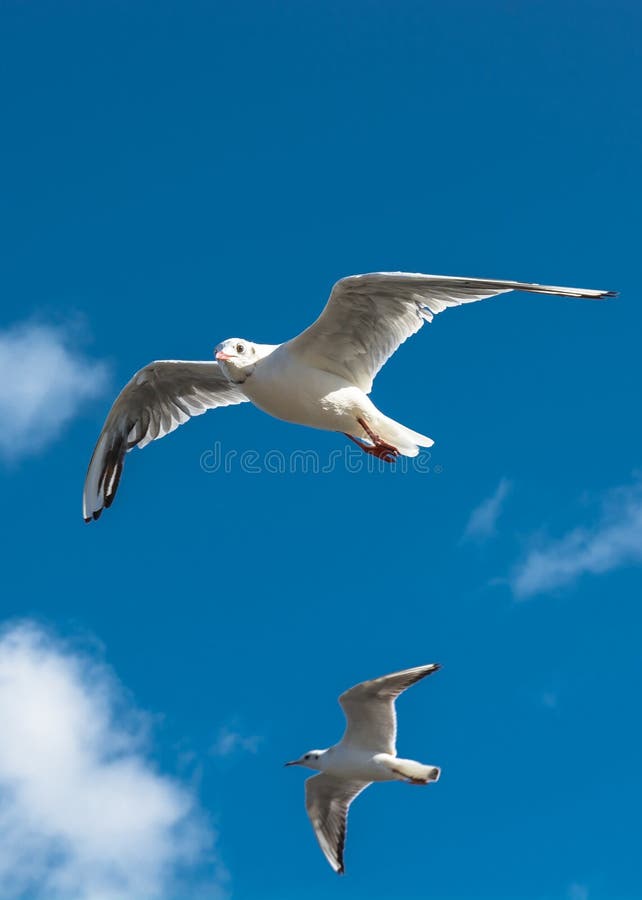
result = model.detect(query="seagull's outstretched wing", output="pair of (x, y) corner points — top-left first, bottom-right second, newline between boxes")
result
(339, 663), (440, 755)
(286, 272), (615, 392)
(305, 774), (370, 875)
(83, 360), (248, 521)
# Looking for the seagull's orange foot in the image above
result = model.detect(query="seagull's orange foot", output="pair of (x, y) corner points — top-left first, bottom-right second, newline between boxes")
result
(343, 417), (400, 464)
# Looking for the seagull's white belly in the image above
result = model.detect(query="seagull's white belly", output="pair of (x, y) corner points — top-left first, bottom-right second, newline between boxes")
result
(321, 748), (398, 782)
(245, 349), (373, 433)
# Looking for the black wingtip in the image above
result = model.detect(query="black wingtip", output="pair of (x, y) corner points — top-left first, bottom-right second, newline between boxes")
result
(574, 288), (617, 299)
(102, 447), (125, 512)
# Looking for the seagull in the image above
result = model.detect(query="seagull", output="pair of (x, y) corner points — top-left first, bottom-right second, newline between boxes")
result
(285, 663), (442, 875)
(83, 272), (615, 520)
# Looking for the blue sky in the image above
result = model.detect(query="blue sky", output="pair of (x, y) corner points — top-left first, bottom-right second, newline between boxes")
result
(0, 1), (640, 898)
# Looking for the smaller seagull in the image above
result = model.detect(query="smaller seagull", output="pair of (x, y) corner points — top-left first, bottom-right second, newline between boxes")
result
(285, 663), (442, 874)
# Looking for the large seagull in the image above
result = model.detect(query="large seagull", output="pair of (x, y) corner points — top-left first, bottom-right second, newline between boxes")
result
(83, 271), (614, 520)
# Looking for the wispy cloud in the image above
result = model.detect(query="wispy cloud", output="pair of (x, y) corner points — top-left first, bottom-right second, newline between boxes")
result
(211, 726), (262, 757)
(0, 621), (221, 900)
(463, 478), (512, 542)
(0, 321), (109, 461)
(568, 884), (589, 900)
(510, 479), (642, 600)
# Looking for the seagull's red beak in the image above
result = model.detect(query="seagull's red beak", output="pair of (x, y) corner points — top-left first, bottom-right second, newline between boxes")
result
(215, 350), (233, 361)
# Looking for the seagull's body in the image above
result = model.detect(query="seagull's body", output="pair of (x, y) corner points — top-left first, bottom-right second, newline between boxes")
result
(241, 345), (356, 431)
(83, 271), (615, 520)
(285, 663), (442, 874)
(242, 345), (420, 449)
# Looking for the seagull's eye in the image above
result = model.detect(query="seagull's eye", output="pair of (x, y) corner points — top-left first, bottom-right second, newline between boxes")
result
(236, 343), (245, 354)
(304, 754), (310, 760)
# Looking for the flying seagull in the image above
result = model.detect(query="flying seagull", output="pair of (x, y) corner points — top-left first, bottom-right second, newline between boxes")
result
(285, 663), (442, 874)
(83, 272), (615, 520)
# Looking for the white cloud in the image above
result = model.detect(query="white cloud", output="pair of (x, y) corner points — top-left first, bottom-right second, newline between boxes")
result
(210, 726), (262, 757)
(0, 622), (220, 900)
(463, 478), (512, 542)
(0, 321), (109, 461)
(510, 479), (642, 600)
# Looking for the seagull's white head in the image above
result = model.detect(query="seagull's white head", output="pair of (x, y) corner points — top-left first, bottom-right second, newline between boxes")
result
(284, 749), (327, 771)
(214, 338), (258, 383)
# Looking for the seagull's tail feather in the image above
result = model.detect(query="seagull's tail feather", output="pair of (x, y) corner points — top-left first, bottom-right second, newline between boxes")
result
(390, 759), (441, 783)
(370, 415), (434, 457)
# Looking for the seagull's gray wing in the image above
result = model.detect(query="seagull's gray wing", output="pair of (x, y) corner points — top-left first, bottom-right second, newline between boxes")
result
(83, 360), (248, 521)
(286, 272), (615, 392)
(305, 774), (370, 875)
(339, 663), (441, 755)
